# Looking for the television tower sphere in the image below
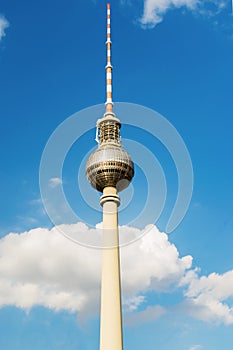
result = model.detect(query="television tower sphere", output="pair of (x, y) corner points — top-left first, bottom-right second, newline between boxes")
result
(86, 112), (134, 192)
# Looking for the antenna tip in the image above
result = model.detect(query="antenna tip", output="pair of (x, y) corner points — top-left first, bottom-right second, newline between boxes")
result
(107, 3), (110, 10)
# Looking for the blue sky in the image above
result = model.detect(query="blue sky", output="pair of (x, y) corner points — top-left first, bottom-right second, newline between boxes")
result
(0, 0), (233, 349)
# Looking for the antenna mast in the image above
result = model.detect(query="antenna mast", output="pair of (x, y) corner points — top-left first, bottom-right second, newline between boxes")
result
(105, 4), (113, 113)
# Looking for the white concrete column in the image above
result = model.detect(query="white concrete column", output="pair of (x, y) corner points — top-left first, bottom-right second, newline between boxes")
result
(99, 186), (123, 350)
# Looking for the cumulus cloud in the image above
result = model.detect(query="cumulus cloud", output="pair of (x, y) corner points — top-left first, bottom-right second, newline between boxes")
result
(0, 224), (191, 320)
(189, 345), (202, 350)
(0, 223), (233, 326)
(139, 0), (228, 27)
(182, 270), (233, 325)
(0, 223), (101, 320)
(49, 177), (62, 188)
(0, 15), (9, 40)
(125, 305), (166, 327)
(120, 224), (192, 296)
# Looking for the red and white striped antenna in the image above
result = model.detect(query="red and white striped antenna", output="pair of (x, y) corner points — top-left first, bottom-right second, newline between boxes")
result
(105, 3), (113, 113)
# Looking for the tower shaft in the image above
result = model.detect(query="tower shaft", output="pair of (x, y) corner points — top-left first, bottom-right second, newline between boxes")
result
(100, 186), (123, 350)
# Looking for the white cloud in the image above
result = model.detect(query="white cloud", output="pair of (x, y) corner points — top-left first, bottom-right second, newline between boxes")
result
(139, 0), (228, 27)
(123, 295), (146, 312)
(0, 224), (191, 321)
(49, 177), (62, 188)
(140, 0), (199, 27)
(120, 224), (192, 296)
(183, 270), (233, 325)
(189, 345), (202, 350)
(0, 224), (101, 319)
(125, 305), (166, 327)
(0, 223), (233, 326)
(0, 15), (9, 40)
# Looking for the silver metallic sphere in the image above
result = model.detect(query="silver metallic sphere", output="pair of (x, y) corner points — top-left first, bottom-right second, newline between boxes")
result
(86, 144), (134, 192)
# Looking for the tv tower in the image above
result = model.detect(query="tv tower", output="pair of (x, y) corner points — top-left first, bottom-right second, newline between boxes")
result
(86, 4), (134, 350)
